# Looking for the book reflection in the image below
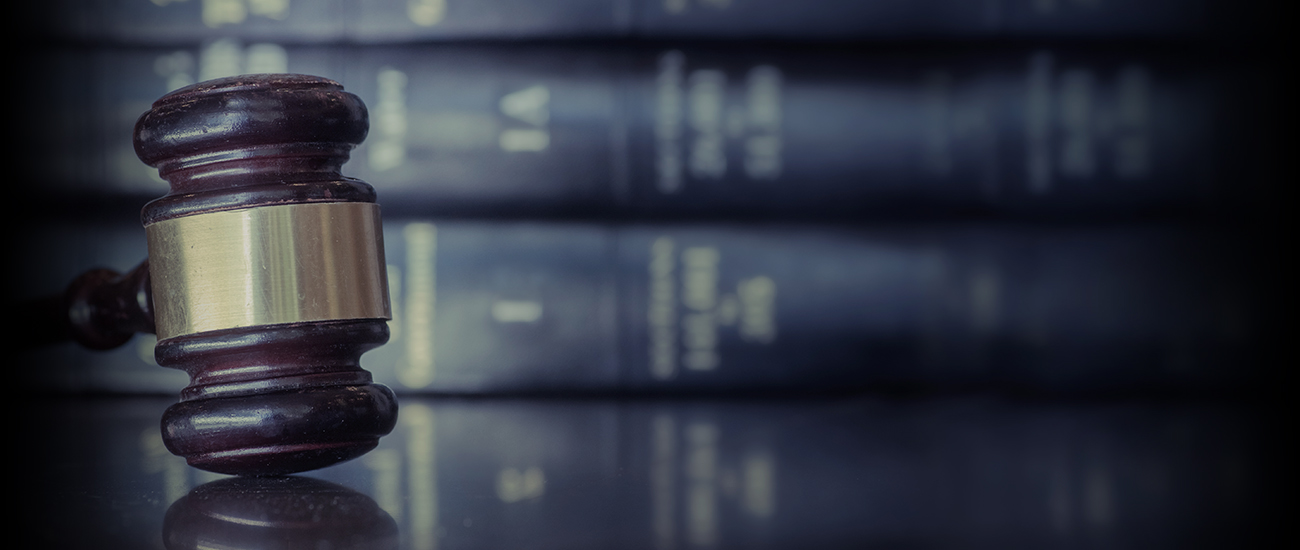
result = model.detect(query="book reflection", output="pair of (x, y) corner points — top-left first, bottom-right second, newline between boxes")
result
(28, 396), (1267, 549)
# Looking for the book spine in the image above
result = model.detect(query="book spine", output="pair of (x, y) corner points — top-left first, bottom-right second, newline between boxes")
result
(374, 220), (1267, 394)
(20, 219), (1269, 395)
(605, 46), (1235, 220)
(24, 43), (1263, 220)
(32, 0), (1229, 43)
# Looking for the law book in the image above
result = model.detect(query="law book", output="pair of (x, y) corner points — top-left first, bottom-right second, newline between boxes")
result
(21, 41), (1278, 222)
(23, 395), (1277, 548)
(30, 0), (1258, 45)
(17, 217), (1276, 396)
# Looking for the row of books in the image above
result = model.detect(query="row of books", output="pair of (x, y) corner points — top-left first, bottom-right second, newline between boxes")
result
(20, 217), (1277, 395)
(30, 0), (1267, 44)
(16, 5), (1283, 397)
(23, 40), (1280, 221)
(23, 396), (1274, 548)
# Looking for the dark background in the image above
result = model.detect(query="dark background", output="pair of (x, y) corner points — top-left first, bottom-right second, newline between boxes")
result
(7, 1), (1290, 548)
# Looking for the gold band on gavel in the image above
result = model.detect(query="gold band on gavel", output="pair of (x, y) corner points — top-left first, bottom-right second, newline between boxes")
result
(146, 202), (391, 341)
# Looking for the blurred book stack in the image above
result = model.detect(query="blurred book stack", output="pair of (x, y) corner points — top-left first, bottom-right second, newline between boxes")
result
(15, 0), (1283, 397)
(12, 2), (1287, 548)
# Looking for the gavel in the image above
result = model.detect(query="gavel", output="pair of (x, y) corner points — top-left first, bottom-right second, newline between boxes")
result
(36, 74), (398, 476)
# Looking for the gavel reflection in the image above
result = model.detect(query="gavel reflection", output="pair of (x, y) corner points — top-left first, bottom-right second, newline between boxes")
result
(164, 476), (399, 549)
(41, 74), (398, 476)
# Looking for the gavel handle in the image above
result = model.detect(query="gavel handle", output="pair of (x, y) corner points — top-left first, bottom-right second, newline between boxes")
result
(16, 260), (155, 351)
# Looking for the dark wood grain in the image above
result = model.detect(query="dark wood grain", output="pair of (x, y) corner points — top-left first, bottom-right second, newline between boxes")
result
(136, 73), (375, 225)
(136, 74), (395, 476)
(31, 74), (397, 476)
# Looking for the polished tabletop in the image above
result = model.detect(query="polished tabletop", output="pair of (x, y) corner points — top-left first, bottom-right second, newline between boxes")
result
(17, 393), (1279, 549)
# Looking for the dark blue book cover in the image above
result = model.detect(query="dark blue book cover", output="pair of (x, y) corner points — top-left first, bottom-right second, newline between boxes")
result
(16, 218), (1276, 395)
(20, 42), (1279, 222)
(27, 0), (1261, 43)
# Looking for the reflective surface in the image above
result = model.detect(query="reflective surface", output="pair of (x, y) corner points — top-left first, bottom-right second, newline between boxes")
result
(163, 476), (400, 549)
(21, 395), (1280, 548)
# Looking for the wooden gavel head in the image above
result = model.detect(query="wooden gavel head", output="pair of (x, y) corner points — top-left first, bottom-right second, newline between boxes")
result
(87, 74), (398, 476)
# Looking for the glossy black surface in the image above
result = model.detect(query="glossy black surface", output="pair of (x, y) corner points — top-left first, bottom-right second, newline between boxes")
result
(163, 476), (399, 549)
(20, 394), (1281, 549)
